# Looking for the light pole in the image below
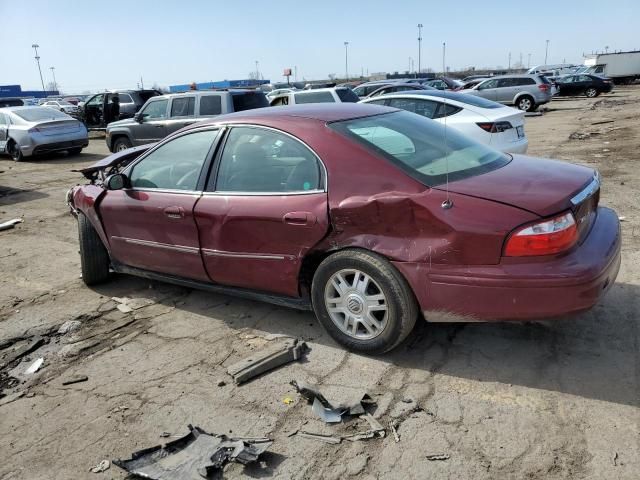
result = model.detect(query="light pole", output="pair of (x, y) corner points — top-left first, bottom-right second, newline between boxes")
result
(544, 39), (549, 64)
(255, 61), (259, 81)
(442, 42), (446, 75)
(344, 41), (349, 81)
(508, 52), (511, 70)
(50, 66), (57, 92)
(31, 44), (46, 93)
(417, 24), (423, 75)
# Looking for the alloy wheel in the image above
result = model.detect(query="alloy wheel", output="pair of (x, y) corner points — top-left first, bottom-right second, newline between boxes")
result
(324, 268), (388, 340)
(518, 98), (532, 111)
(586, 88), (597, 98)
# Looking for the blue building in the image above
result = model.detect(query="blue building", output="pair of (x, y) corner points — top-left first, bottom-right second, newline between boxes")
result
(169, 79), (270, 93)
(0, 84), (59, 99)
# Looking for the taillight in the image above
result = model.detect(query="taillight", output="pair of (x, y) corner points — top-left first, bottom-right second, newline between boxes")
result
(476, 121), (513, 133)
(504, 212), (578, 257)
(538, 84), (550, 92)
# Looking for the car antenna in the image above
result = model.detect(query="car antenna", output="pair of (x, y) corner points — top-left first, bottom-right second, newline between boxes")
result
(441, 41), (453, 210)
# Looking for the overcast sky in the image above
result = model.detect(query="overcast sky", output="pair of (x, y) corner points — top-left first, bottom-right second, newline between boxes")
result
(1, 0), (638, 93)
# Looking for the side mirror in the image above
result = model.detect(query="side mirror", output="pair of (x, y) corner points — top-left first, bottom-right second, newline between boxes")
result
(134, 112), (143, 123)
(105, 173), (129, 190)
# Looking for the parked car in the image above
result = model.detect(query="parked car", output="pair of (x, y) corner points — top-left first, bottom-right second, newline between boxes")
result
(269, 87), (359, 106)
(364, 83), (434, 99)
(0, 106), (88, 161)
(555, 74), (614, 98)
(463, 74), (552, 111)
(106, 89), (269, 152)
(82, 90), (161, 130)
(352, 81), (398, 98)
(266, 88), (297, 100)
(67, 104), (620, 354)
(0, 97), (24, 107)
(460, 78), (485, 90)
(360, 90), (528, 153)
(42, 99), (81, 118)
(461, 75), (491, 83)
(423, 77), (463, 90)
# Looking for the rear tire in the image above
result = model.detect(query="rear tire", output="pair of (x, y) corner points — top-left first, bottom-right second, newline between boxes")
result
(78, 213), (110, 285)
(311, 249), (418, 354)
(113, 137), (132, 153)
(516, 95), (535, 112)
(585, 87), (598, 98)
(9, 141), (23, 162)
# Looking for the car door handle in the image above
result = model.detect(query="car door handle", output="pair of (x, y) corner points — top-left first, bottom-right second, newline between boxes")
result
(283, 212), (315, 225)
(163, 206), (184, 219)
(155, 124), (164, 128)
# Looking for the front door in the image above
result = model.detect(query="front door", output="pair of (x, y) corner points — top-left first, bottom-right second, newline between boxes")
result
(83, 93), (105, 128)
(0, 113), (8, 153)
(475, 78), (499, 101)
(99, 128), (220, 281)
(194, 126), (330, 297)
(130, 98), (169, 145)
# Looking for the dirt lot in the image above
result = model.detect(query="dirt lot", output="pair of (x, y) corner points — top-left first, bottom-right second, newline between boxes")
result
(1, 89), (638, 480)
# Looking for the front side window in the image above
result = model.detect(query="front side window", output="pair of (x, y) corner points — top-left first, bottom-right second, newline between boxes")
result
(231, 92), (269, 111)
(129, 130), (217, 190)
(214, 127), (321, 193)
(330, 111), (509, 187)
(199, 95), (222, 115)
(478, 79), (498, 90)
(170, 97), (195, 117)
(578, 75), (592, 82)
(141, 100), (168, 120)
(294, 91), (335, 104)
(336, 88), (359, 102)
(87, 94), (104, 106)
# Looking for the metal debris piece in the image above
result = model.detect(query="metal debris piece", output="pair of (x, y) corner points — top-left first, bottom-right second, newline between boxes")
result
(297, 431), (342, 444)
(0, 218), (23, 232)
(113, 425), (272, 479)
(227, 338), (307, 384)
(62, 375), (88, 385)
(89, 460), (110, 473)
(312, 397), (343, 423)
(290, 379), (374, 421)
(25, 357), (44, 374)
(390, 421), (400, 442)
(112, 296), (155, 311)
(426, 453), (450, 461)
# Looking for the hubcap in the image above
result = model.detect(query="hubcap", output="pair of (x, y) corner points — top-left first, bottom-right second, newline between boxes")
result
(324, 269), (388, 340)
(519, 98), (531, 110)
(116, 143), (128, 152)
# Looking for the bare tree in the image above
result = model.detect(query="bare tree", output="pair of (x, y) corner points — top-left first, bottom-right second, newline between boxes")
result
(46, 81), (59, 93)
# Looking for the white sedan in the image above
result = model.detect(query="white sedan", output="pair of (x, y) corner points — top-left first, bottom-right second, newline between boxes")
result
(360, 90), (528, 154)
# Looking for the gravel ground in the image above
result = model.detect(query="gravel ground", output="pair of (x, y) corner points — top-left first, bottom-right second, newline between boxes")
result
(0, 88), (638, 479)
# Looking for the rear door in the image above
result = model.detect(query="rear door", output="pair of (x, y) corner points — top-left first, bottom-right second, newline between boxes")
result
(131, 98), (169, 144)
(99, 128), (220, 280)
(166, 95), (196, 135)
(0, 113), (8, 153)
(194, 125), (330, 297)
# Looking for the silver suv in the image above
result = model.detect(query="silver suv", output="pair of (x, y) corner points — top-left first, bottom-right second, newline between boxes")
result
(105, 89), (268, 152)
(463, 74), (552, 111)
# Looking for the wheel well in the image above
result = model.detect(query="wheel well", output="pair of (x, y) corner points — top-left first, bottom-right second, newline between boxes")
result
(110, 133), (131, 149)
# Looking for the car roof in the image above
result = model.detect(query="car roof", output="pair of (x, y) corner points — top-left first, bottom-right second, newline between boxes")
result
(194, 103), (397, 126)
(0, 106), (49, 112)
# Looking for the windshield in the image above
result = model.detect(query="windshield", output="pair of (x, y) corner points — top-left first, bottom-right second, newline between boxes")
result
(14, 107), (69, 121)
(330, 111), (510, 186)
(231, 92), (269, 111)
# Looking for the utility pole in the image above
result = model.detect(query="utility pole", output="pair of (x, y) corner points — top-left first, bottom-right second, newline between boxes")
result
(49, 66), (58, 92)
(528, 53), (532, 69)
(545, 39), (550, 64)
(417, 24), (423, 75)
(294, 66), (298, 82)
(508, 52), (511, 70)
(344, 41), (349, 81)
(255, 61), (259, 81)
(442, 42), (446, 75)
(140, 76), (144, 89)
(31, 44), (46, 93)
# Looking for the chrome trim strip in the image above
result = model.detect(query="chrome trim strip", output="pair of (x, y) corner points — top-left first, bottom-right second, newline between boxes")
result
(201, 190), (324, 197)
(128, 188), (202, 196)
(113, 236), (200, 255)
(570, 173), (600, 206)
(201, 248), (286, 260)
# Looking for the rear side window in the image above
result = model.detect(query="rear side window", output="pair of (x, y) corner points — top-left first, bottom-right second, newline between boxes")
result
(537, 75), (551, 84)
(118, 93), (133, 103)
(387, 98), (439, 119)
(433, 103), (462, 118)
(294, 91), (335, 104)
(231, 92), (269, 111)
(170, 97), (195, 117)
(514, 78), (536, 86)
(200, 95), (222, 115)
(336, 88), (359, 103)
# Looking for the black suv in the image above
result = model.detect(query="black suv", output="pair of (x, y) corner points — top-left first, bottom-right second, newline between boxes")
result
(81, 90), (161, 129)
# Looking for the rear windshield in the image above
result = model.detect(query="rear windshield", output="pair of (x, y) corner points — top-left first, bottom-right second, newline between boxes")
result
(537, 75), (551, 84)
(231, 92), (269, 111)
(417, 91), (502, 109)
(336, 88), (360, 103)
(139, 91), (160, 103)
(330, 111), (510, 187)
(13, 107), (69, 121)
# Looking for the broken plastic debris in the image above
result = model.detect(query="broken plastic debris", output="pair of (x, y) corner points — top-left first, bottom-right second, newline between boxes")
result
(25, 357), (44, 374)
(0, 218), (23, 232)
(291, 379), (375, 421)
(113, 425), (272, 479)
(426, 453), (450, 461)
(227, 338), (307, 384)
(312, 397), (343, 423)
(283, 397), (294, 405)
(89, 460), (110, 473)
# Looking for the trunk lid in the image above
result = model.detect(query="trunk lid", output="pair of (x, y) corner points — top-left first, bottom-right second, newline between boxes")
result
(438, 154), (597, 217)
(35, 120), (82, 136)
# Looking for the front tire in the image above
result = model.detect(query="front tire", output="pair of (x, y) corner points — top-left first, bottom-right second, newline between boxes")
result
(585, 87), (598, 98)
(516, 95), (536, 112)
(78, 213), (110, 285)
(112, 137), (132, 153)
(311, 249), (418, 354)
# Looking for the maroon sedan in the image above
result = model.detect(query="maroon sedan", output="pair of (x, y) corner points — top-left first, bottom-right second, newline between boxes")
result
(67, 104), (621, 353)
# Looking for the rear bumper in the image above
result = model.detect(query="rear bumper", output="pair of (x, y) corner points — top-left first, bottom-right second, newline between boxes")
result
(394, 207), (621, 321)
(21, 135), (89, 156)
(502, 137), (528, 154)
